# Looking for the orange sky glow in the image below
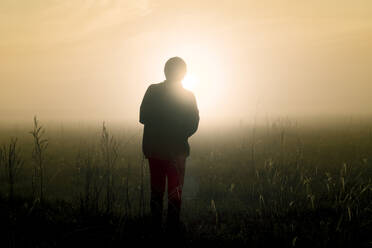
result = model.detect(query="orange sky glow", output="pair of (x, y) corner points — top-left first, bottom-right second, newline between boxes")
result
(1, 0), (372, 124)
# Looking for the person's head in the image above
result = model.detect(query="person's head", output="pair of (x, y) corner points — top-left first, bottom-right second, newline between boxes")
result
(164, 57), (187, 83)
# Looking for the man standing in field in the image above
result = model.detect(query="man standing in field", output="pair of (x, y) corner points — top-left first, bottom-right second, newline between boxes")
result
(139, 57), (199, 230)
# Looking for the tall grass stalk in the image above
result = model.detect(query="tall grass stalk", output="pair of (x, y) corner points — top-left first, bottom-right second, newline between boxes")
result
(100, 122), (119, 214)
(30, 116), (48, 203)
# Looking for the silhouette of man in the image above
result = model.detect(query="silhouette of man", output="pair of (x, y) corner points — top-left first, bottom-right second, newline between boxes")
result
(139, 57), (199, 229)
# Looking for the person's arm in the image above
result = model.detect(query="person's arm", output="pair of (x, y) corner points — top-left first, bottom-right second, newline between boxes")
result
(185, 93), (199, 137)
(139, 85), (153, 125)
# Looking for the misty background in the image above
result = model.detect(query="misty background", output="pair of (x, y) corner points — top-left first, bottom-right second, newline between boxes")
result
(1, 0), (372, 124)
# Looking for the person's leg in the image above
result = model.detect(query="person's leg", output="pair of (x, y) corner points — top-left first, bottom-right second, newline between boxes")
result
(148, 158), (167, 227)
(166, 157), (186, 227)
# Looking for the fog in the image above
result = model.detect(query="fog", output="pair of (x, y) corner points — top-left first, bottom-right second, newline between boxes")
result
(1, 0), (372, 125)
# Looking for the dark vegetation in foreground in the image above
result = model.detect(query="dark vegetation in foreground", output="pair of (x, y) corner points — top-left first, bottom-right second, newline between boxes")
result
(0, 117), (371, 247)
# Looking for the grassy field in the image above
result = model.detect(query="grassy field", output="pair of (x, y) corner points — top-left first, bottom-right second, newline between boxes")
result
(0, 117), (371, 247)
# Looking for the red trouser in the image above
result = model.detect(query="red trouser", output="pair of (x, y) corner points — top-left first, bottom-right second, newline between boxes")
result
(148, 157), (186, 226)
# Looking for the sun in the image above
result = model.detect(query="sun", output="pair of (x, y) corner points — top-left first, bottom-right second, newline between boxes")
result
(182, 74), (197, 91)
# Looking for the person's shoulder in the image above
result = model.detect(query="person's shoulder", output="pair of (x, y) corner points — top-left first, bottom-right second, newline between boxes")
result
(147, 82), (165, 91)
(182, 88), (196, 100)
(150, 82), (164, 87)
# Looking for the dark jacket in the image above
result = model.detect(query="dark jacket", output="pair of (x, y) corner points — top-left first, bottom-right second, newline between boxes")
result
(140, 81), (199, 160)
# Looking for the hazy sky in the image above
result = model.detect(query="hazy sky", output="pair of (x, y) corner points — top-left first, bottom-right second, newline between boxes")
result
(1, 0), (372, 123)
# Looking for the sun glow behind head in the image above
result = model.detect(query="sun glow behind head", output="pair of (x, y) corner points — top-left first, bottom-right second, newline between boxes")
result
(182, 74), (198, 91)
(150, 34), (231, 121)
(174, 45), (227, 121)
